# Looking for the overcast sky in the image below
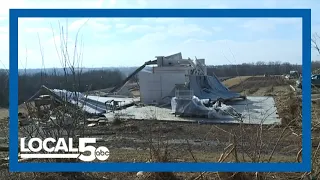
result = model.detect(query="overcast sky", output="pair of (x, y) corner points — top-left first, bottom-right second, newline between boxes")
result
(1, 0), (320, 69)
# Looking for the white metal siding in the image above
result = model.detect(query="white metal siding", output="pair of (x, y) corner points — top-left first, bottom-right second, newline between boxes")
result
(138, 71), (186, 104)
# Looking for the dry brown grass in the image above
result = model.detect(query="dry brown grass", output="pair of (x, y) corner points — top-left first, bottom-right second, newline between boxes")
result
(0, 109), (7, 121)
(222, 76), (252, 88)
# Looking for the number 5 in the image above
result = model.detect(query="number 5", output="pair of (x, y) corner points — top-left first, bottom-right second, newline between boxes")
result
(78, 138), (96, 162)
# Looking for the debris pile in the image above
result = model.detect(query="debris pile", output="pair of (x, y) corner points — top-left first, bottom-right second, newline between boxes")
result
(171, 95), (243, 122)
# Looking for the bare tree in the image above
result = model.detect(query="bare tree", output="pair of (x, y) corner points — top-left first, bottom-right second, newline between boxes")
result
(312, 33), (320, 55)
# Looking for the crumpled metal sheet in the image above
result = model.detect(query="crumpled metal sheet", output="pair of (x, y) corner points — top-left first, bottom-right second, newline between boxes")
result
(171, 96), (211, 117)
(51, 89), (139, 115)
(189, 75), (242, 101)
(52, 89), (106, 115)
(171, 96), (234, 119)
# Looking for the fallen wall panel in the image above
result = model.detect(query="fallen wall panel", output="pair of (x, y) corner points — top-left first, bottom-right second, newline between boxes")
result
(189, 75), (243, 101)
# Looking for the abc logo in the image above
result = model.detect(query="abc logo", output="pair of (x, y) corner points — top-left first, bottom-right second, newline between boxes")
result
(95, 146), (110, 161)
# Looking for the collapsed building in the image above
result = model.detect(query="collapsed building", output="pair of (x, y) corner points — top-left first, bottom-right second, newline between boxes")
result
(21, 52), (280, 126)
(137, 52), (245, 105)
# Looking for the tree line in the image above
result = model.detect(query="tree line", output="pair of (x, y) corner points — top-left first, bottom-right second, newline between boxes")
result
(0, 69), (124, 108)
(0, 61), (319, 108)
(207, 61), (320, 77)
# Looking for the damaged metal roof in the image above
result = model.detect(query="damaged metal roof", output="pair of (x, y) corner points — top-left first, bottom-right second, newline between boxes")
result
(189, 75), (244, 101)
(26, 86), (139, 116)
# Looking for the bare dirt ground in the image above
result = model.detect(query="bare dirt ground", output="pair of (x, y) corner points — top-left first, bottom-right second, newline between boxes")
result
(0, 76), (318, 179)
(228, 76), (293, 95)
(222, 76), (252, 88)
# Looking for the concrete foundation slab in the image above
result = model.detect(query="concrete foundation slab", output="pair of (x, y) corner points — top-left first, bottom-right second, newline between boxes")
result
(104, 96), (281, 125)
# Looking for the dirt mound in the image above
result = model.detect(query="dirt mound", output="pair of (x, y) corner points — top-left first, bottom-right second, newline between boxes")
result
(229, 76), (293, 93)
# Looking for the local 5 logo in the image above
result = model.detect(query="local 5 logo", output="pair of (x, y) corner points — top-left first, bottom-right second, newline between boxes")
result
(20, 137), (110, 162)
